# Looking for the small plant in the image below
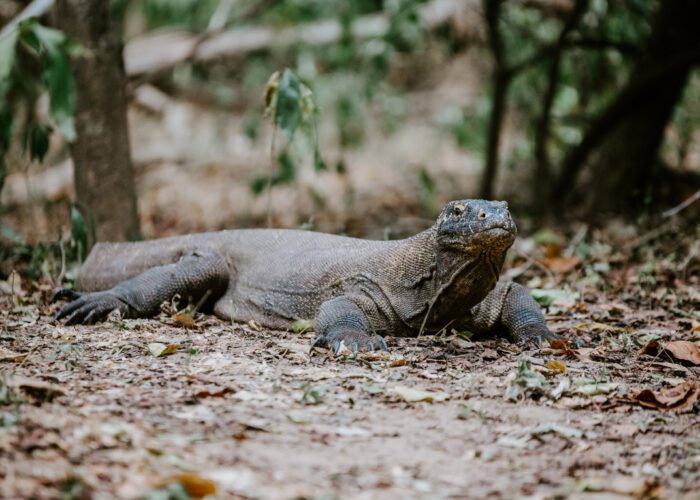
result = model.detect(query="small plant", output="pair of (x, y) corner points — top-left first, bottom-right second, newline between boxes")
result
(300, 381), (325, 405)
(49, 342), (81, 370)
(254, 68), (326, 222)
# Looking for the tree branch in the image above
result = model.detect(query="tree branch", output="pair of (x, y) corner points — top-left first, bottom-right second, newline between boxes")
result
(532, 0), (588, 203)
(0, 0), (54, 40)
(123, 0), (472, 78)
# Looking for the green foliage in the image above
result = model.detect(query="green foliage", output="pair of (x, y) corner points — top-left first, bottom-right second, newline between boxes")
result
(384, 0), (425, 52)
(666, 71), (700, 166)
(70, 205), (89, 263)
(0, 30), (19, 81)
(0, 19), (78, 192)
(22, 124), (51, 162)
(19, 20), (78, 141)
(335, 93), (365, 147)
(252, 68), (324, 195)
(273, 69), (304, 141)
(142, 0), (219, 31)
(438, 98), (490, 155)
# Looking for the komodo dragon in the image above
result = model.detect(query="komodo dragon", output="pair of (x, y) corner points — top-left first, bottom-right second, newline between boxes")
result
(55, 199), (563, 353)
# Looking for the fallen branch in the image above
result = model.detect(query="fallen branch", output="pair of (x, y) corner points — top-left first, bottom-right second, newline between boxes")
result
(123, 0), (475, 77)
(662, 189), (700, 218)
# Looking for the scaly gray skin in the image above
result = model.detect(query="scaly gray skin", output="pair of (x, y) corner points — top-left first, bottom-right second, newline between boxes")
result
(54, 199), (562, 353)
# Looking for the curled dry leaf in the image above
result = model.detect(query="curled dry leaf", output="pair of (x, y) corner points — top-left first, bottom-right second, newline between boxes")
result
(545, 360), (567, 373)
(388, 357), (408, 368)
(172, 310), (199, 330)
(639, 340), (700, 365)
(635, 381), (700, 412)
(166, 473), (217, 498)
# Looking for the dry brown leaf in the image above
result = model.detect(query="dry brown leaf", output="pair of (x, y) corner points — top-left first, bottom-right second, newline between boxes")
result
(168, 473), (217, 498)
(663, 341), (700, 365)
(639, 340), (700, 365)
(546, 360), (567, 373)
(12, 376), (65, 402)
(0, 347), (27, 363)
(195, 386), (236, 398)
(148, 342), (179, 357)
(388, 358), (408, 368)
(172, 310), (199, 330)
(543, 255), (580, 274)
(635, 381), (700, 412)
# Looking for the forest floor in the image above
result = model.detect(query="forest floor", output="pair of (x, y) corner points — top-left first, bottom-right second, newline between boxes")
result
(1, 218), (699, 499)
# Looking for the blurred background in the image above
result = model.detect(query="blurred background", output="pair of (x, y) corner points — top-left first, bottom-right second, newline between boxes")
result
(1, 0), (699, 251)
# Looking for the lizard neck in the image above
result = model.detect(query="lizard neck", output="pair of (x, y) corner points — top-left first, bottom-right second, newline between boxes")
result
(394, 226), (505, 332)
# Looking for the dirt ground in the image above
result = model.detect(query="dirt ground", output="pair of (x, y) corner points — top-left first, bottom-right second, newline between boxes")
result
(1, 221), (699, 499)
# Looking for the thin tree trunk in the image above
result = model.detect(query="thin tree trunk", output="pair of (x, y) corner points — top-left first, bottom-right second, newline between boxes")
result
(480, 70), (509, 200)
(532, 0), (587, 203)
(480, 0), (508, 200)
(55, 0), (140, 242)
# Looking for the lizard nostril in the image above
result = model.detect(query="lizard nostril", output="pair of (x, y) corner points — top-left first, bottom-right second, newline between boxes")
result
(478, 211), (487, 220)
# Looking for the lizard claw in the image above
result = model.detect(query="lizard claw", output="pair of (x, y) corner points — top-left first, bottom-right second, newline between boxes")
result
(310, 329), (389, 356)
(55, 291), (129, 325)
(514, 324), (581, 349)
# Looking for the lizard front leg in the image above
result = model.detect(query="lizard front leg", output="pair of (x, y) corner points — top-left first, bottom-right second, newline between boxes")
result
(54, 249), (229, 324)
(311, 296), (388, 355)
(466, 281), (565, 346)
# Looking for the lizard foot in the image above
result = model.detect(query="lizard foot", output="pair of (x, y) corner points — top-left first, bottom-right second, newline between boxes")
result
(513, 324), (583, 349)
(310, 329), (388, 356)
(55, 291), (130, 325)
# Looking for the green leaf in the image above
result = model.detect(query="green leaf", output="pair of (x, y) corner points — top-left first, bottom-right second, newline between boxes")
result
(1, 226), (26, 246)
(42, 50), (75, 141)
(70, 205), (88, 258)
(22, 124), (51, 162)
(313, 147), (326, 172)
(21, 21), (77, 141)
(274, 69), (302, 140)
(276, 151), (295, 183)
(291, 319), (313, 334)
(0, 105), (12, 151)
(0, 29), (19, 80)
(250, 177), (268, 195)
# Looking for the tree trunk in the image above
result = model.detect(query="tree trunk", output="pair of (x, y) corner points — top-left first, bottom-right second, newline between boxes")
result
(480, 0), (509, 200)
(555, 0), (700, 213)
(55, 0), (140, 242)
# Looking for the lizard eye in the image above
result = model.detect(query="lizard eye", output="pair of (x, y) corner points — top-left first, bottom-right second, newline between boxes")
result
(452, 204), (465, 216)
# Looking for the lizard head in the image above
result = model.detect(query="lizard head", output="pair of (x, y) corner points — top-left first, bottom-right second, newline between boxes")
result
(435, 199), (517, 256)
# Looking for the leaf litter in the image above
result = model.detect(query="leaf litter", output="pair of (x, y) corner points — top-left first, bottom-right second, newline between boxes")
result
(1, 218), (699, 498)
